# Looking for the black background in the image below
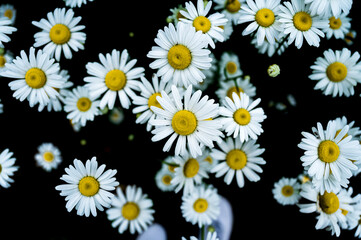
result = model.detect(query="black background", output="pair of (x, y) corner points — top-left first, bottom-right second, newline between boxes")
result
(1, 0), (361, 239)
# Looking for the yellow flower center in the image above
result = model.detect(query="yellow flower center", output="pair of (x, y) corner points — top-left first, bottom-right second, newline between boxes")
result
(293, 11), (313, 31)
(77, 97), (92, 112)
(226, 0), (241, 13)
(341, 209), (348, 216)
(226, 61), (238, 75)
(148, 92), (163, 111)
(326, 62), (348, 83)
(226, 149), (247, 170)
(105, 69), (127, 91)
(172, 110), (197, 136)
(168, 164), (177, 173)
(204, 156), (213, 164)
(167, 44), (192, 70)
(122, 202), (140, 220)
(0, 55), (6, 67)
(0, 164), (2, 173)
(281, 185), (294, 197)
(183, 158), (200, 178)
(78, 176), (100, 197)
(226, 86), (244, 101)
(193, 16), (211, 33)
(329, 16), (342, 30)
(49, 24), (71, 45)
(255, 8), (275, 28)
(233, 108), (251, 126)
(25, 68), (47, 89)
(43, 151), (54, 162)
(161, 174), (172, 185)
(4, 9), (13, 19)
(318, 140), (340, 163)
(193, 198), (209, 213)
(319, 192), (340, 214)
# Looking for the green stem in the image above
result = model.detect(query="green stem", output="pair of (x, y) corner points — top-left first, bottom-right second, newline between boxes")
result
(274, 36), (288, 55)
(160, 159), (179, 168)
(201, 225), (205, 240)
(224, 67), (242, 93)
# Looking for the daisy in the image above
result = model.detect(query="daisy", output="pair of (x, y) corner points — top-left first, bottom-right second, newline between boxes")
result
(147, 22), (212, 87)
(199, 146), (219, 172)
(84, 49), (144, 110)
(219, 19), (234, 42)
(309, 48), (361, 97)
(216, 77), (256, 103)
(0, 47), (65, 107)
(219, 92), (266, 142)
(351, 200), (361, 238)
(0, 17), (16, 48)
(333, 116), (361, 140)
(0, 4), (16, 25)
(304, 0), (353, 18)
(251, 32), (289, 57)
(108, 107), (124, 125)
(0, 48), (13, 73)
(32, 8), (86, 61)
(0, 148), (18, 189)
(218, 51), (243, 81)
(337, 187), (361, 230)
(214, 0), (246, 25)
(155, 165), (176, 192)
(210, 137), (266, 188)
(34, 142), (62, 172)
(181, 184), (220, 227)
(106, 185), (155, 235)
(180, 0), (228, 49)
(64, 0), (94, 8)
(149, 84), (223, 158)
(278, 0), (329, 49)
(182, 231), (220, 240)
(344, 30), (356, 46)
(323, 13), (351, 40)
(55, 157), (119, 217)
(238, 0), (283, 46)
(167, 4), (187, 24)
(272, 177), (301, 205)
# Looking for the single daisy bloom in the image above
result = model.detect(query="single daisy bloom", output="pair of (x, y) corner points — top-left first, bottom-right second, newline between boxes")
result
(218, 51), (243, 81)
(305, 0), (353, 18)
(32, 8), (86, 61)
(0, 49), (13, 73)
(149, 84), (223, 158)
(323, 13), (351, 40)
(181, 184), (220, 227)
(344, 30), (356, 46)
(155, 164), (176, 192)
(55, 157), (118, 217)
(34, 142), (62, 172)
(167, 4), (187, 24)
(0, 17), (16, 48)
(216, 77), (256, 103)
(272, 177), (301, 205)
(84, 49), (144, 110)
(0, 47), (65, 107)
(64, 0), (94, 8)
(180, 0), (228, 49)
(278, 0), (329, 49)
(182, 231), (220, 240)
(0, 148), (18, 189)
(108, 107), (124, 125)
(309, 48), (361, 97)
(63, 85), (102, 127)
(147, 22), (212, 87)
(210, 137), (266, 188)
(219, 92), (266, 142)
(106, 185), (155, 235)
(214, 0), (246, 25)
(0, 4), (16, 25)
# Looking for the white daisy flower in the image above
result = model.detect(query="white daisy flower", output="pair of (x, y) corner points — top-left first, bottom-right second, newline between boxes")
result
(0, 49), (13, 73)
(0, 148), (18, 189)
(219, 92), (266, 142)
(219, 19), (234, 42)
(337, 187), (361, 230)
(279, 0), (329, 49)
(323, 13), (351, 40)
(34, 142), (62, 172)
(272, 177), (301, 205)
(0, 17), (16, 48)
(309, 48), (361, 97)
(147, 22), (212, 88)
(210, 137), (266, 188)
(0, 47), (65, 107)
(216, 77), (256, 103)
(64, 0), (94, 8)
(218, 51), (243, 81)
(251, 32), (289, 57)
(155, 164), (176, 192)
(344, 30), (356, 46)
(108, 107), (124, 125)
(214, 0), (246, 25)
(199, 146), (219, 172)
(167, 4), (187, 24)
(298, 171), (312, 184)
(182, 231), (220, 240)
(180, 0), (228, 49)
(106, 185), (155, 235)
(55, 157), (119, 217)
(64, 85), (102, 127)
(84, 49), (144, 110)
(150, 84), (223, 158)
(333, 116), (361, 140)
(0, 4), (16, 25)
(32, 8), (86, 61)
(305, 0), (353, 18)
(181, 184), (220, 227)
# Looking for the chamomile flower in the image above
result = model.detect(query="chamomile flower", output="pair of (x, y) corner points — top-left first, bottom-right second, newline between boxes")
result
(34, 142), (62, 172)
(84, 49), (144, 110)
(155, 164), (176, 192)
(333, 116), (361, 140)
(147, 22), (212, 88)
(219, 92), (266, 142)
(0, 49), (13, 73)
(150, 84), (223, 158)
(55, 157), (119, 217)
(64, 85), (102, 127)
(216, 77), (256, 103)
(304, 0), (353, 18)
(108, 107), (124, 125)
(64, 0), (94, 8)
(168, 4), (187, 24)
(210, 137), (266, 188)
(323, 13), (351, 40)
(272, 177), (301, 205)
(106, 185), (155, 235)
(181, 184), (220, 227)
(219, 19), (234, 42)
(0, 47), (65, 107)
(214, 0), (246, 24)
(218, 51), (243, 81)
(180, 0), (228, 49)
(0, 17), (16, 48)
(0, 148), (18, 189)
(32, 8), (86, 61)
(344, 30), (356, 46)
(0, 4), (16, 25)
(279, 0), (328, 49)
(309, 48), (361, 97)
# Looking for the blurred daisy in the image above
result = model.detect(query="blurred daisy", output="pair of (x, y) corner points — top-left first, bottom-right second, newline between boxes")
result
(84, 49), (144, 110)
(219, 92), (266, 142)
(214, 0), (246, 24)
(0, 49), (13, 73)
(64, 0), (94, 8)
(309, 48), (361, 97)
(35, 142), (62, 172)
(305, 0), (353, 18)
(298, 171), (311, 184)
(155, 165), (176, 192)
(216, 77), (256, 103)
(167, 4), (187, 24)
(32, 8), (86, 61)
(55, 157), (119, 217)
(279, 0), (328, 49)
(210, 137), (266, 188)
(0, 47), (65, 107)
(0, 17), (16, 48)
(0, 148), (18, 189)
(0, 4), (16, 24)
(218, 51), (243, 81)
(197, 53), (218, 91)
(147, 22), (212, 87)
(150, 85), (223, 158)
(338, 187), (361, 230)
(0, 98), (3, 113)
(106, 185), (155, 235)
(219, 19), (234, 42)
(108, 107), (124, 125)
(272, 177), (301, 205)
(251, 32), (289, 57)
(182, 231), (220, 240)
(200, 147), (219, 172)
(181, 184), (220, 227)
(344, 30), (356, 46)
(180, 0), (228, 49)
(323, 13), (351, 40)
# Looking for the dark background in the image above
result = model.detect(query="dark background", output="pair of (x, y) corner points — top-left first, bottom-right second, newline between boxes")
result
(1, 0), (361, 239)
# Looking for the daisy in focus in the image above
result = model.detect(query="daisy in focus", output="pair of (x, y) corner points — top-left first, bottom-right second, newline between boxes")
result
(84, 49), (144, 110)
(309, 48), (361, 97)
(34, 142), (62, 172)
(0, 148), (18, 189)
(55, 157), (119, 217)
(32, 8), (86, 61)
(214, 0), (246, 24)
(64, 0), (94, 8)
(0, 4), (16, 25)
(323, 13), (351, 40)
(305, 0), (353, 18)
(0, 16), (16, 48)
(106, 185), (155, 235)
(273, 177), (301, 205)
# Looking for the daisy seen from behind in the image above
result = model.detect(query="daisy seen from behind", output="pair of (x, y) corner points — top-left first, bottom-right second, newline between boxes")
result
(0, 148), (18, 189)
(34, 142), (62, 172)
(0, 17), (16, 48)
(64, 0), (94, 8)
(305, 0), (353, 18)
(272, 177), (301, 205)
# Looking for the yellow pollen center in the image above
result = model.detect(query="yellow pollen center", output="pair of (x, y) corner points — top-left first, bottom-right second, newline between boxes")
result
(193, 16), (211, 33)
(329, 16), (342, 30)
(0, 164), (2, 173)
(122, 202), (140, 220)
(204, 156), (213, 164)
(193, 198), (209, 213)
(255, 8), (275, 27)
(161, 175), (172, 185)
(319, 192), (340, 214)
(226, 0), (241, 13)
(105, 69), (127, 91)
(233, 108), (251, 126)
(148, 93), (163, 111)
(326, 62), (348, 82)
(226, 61), (238, 74)
(172, 110), (197, 136)
(281, 185), (294, 197)
(168, 44), (192, 70)
(168, 164), (177, 173)
(78, 176), (100, 197)
(0, 55), (6, 67)
(25, 68), (47, 89)
(226, 86), (244, 101)
(77, 97), (92, 112)
(183, 158), (200, 178)
(4, 9), (13, 19)
(226, 149), (247, 170)
(293, 12), (313, 31)
(49, 24), (71, 45)
(43, 152), (54, 162)
(318, 140), (340, 163)
(341, 209), (348, 216)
